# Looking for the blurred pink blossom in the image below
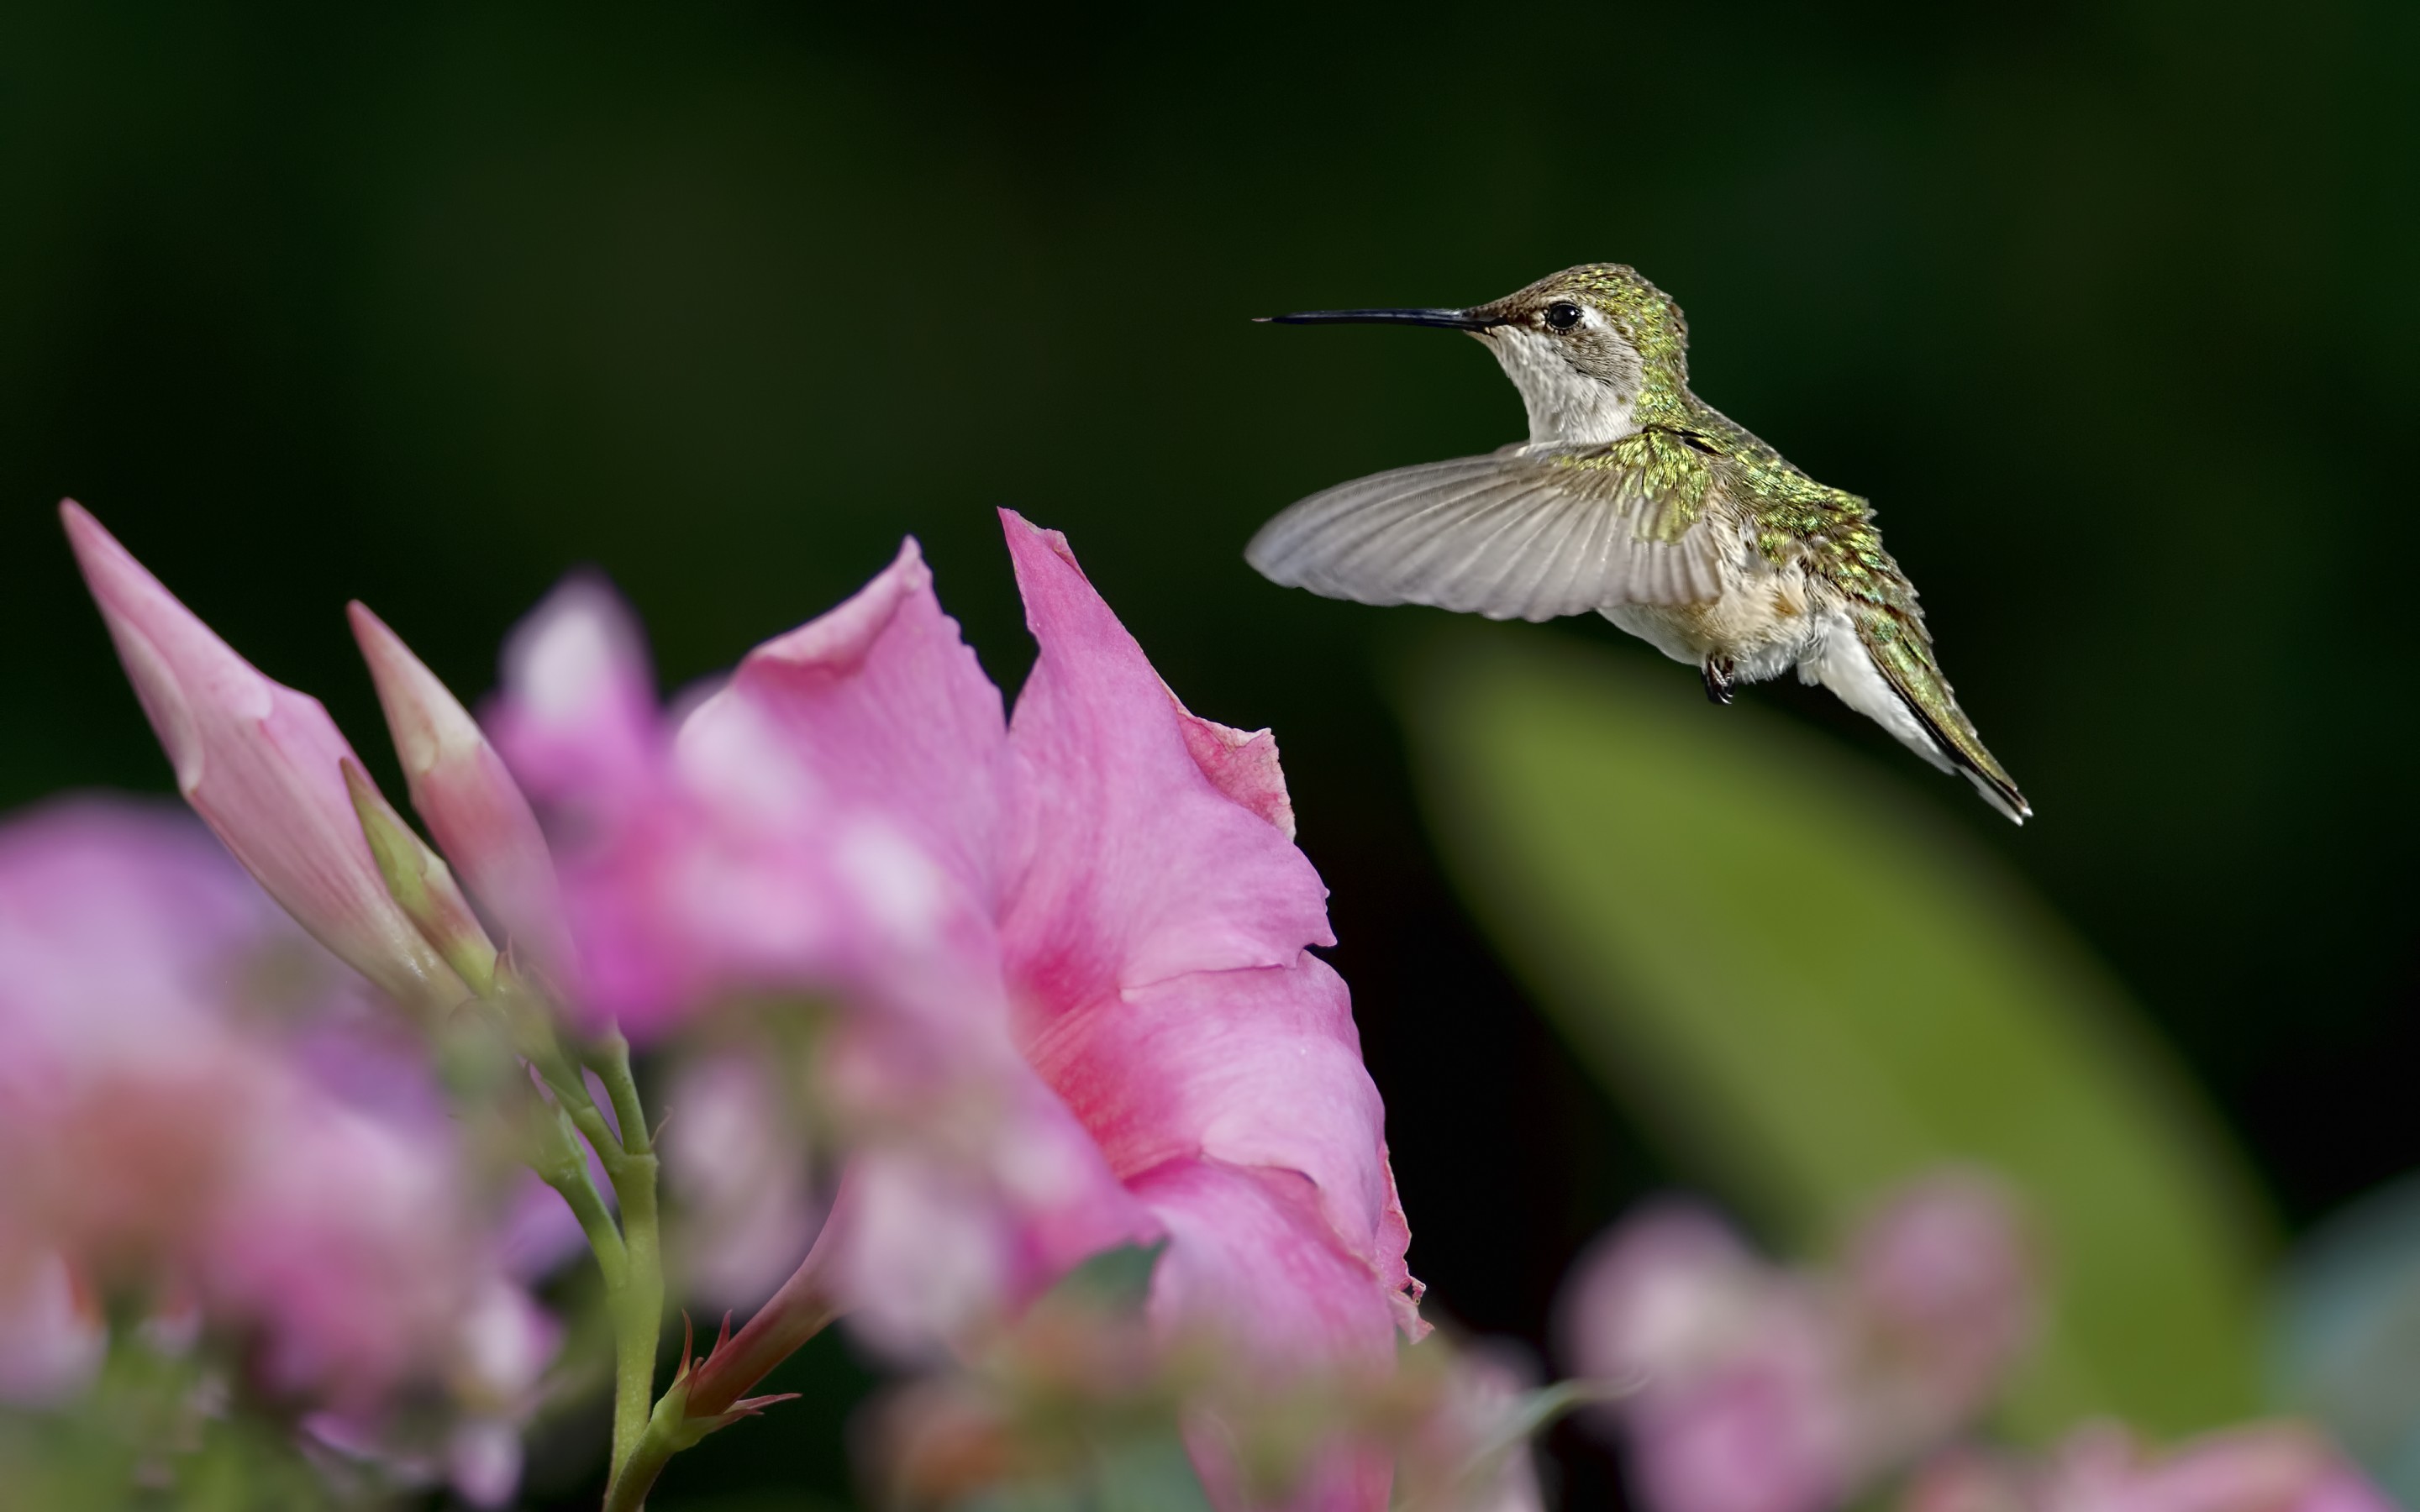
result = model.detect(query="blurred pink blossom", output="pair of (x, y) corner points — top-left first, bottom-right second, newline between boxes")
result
(481, 572), (902, 1033)
(665, 1053), (820, 1310)
(308, 1278), (562, 1509)
(1561, 1173), (2034, 1512)
(1849, 1173), (2038, 1462)
(0, 796), (556, 1497)
(1395, 1343), (1550, 1512)
(1562, 1203), (1855, 1512)
(1902, 1422), (2396, 1512)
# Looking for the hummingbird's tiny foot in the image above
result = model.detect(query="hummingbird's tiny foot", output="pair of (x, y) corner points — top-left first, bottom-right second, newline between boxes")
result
(1702, 657), (1736, 706)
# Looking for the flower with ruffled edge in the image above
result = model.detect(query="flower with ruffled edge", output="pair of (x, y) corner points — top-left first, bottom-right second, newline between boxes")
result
(493, 512), (1424, 1505)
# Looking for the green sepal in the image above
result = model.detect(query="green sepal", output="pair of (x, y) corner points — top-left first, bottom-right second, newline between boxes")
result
(1039, 1239), (1170, 1317)
(343, 756), (497, 995)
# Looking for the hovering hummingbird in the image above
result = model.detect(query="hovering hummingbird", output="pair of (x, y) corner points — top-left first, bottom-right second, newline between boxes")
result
(1244, 263), (2030, 823)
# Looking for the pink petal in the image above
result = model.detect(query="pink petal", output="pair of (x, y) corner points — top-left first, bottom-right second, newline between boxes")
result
(818, 1014), (1156, 1357)
(1134, 1158), (1402, 1378)
(664, 1053), (820, 1310)
(523, 533), (1050, 1037)
(447, 1419), (525, 1509)
(0, 795), (560, 1445)
(0, 797), (298, 1037)
(1849, 1171), (2033, 1415)
(995, 512), (1333, 1027)
(1171, 700), (1297, 841)
(198, 1089), (468, 1408)
(487, 576), (838, 1033)
(1557, 1202), (1770, 1385)
(2056, 1424), (2403, 1512)
(1135, 1159), (1405, 1510)
(487, 573), (660, 808)
(1183, 1416), (1394, 1512)
(1628, 1320), (1854, 1512)
(0, 799), (366, 1278)
(1025, 954), (1416, 1326)
(350, 602), (572, 980)
(710, 538), (1012, 932)
(544, 775), (850, 1036)
(60, 503), (468, 1016)
(496, 561), (1002, 1036)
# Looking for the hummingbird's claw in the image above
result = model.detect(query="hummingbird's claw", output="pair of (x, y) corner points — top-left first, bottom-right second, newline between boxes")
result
(1702, 658), (1736, 706)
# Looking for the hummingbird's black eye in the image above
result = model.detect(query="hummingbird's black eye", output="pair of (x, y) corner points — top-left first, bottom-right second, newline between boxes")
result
(1544, 300), (1583, 332)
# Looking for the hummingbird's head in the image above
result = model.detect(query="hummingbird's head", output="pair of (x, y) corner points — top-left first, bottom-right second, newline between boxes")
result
(1261, 264), (1690, 446)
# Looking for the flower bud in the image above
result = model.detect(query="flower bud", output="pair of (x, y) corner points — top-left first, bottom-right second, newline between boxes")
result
(60, 501), (469, 1018)
(349, 601), (572, 982)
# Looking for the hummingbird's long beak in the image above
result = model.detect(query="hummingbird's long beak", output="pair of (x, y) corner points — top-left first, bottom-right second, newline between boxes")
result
(1255, 307), (1503, 330)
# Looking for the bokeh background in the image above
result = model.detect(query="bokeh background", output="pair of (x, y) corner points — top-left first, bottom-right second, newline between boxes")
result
(3, 3), (2415, 1505)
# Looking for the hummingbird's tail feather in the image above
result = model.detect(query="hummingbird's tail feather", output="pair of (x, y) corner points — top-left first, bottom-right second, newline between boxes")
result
(1894, 692), (2030, 824)
(1805, 609), (2032, 824)
(1883, 703), (2028, 825)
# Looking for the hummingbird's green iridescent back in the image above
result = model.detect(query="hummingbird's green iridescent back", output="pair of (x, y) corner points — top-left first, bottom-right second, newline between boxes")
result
(1248, 262), (2029, 822)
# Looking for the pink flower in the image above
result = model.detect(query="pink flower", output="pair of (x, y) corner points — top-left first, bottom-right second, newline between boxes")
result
(493, 515), (1422, 1504)
(0, 796), (557, 1491)
(481, 574), (899, 1031)
(59, 503), (470, 1018)
(308, 1279), (563, 1509)
(1394, 1344), (1551, 1512)
(59, 497), (1418, 1506)
(1902, 1424), (2396, 1512)
(1848, 1173), (2036, 1456)
(0, 796), (324, 1286)
(664, 1053), (821, 1310)
(1562, 1203), (1854, 1512)
(1560, 1176), (2034, 1512)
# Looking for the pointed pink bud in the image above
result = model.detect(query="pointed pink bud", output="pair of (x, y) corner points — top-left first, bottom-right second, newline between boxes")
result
(59, 501), (471, 1017)
(348, 601), (572, 980)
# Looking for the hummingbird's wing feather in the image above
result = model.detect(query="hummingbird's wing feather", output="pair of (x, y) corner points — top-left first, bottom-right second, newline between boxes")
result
(1244, 449), (1722, 622)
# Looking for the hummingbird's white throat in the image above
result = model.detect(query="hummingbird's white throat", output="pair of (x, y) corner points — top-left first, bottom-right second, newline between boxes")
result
(1477, 323), (1642, 446)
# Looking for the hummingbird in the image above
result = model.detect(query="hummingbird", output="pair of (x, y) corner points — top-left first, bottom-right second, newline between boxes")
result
(1244, 263), (2031, 823)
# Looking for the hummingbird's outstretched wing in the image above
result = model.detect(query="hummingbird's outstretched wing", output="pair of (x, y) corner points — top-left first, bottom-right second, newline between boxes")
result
(1244, 442), (1723, 622)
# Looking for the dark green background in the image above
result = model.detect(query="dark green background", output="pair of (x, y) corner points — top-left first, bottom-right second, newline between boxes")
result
(4, 3), (2414, 1504)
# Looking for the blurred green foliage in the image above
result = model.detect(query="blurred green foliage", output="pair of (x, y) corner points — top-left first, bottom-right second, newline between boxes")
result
(0, 1338), (356, 1511)
(1405, 627), (2270, 1435)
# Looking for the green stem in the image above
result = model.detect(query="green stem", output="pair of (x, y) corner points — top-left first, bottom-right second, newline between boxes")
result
(592, 1029), (650, 1158)
(529, 1101), (628, 1285)
(523, 1037), (629, 1183)
(587, 1031), (665, 1486)
(565, 1098), (632, 1182)
(601, 1428), (681, 1512)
